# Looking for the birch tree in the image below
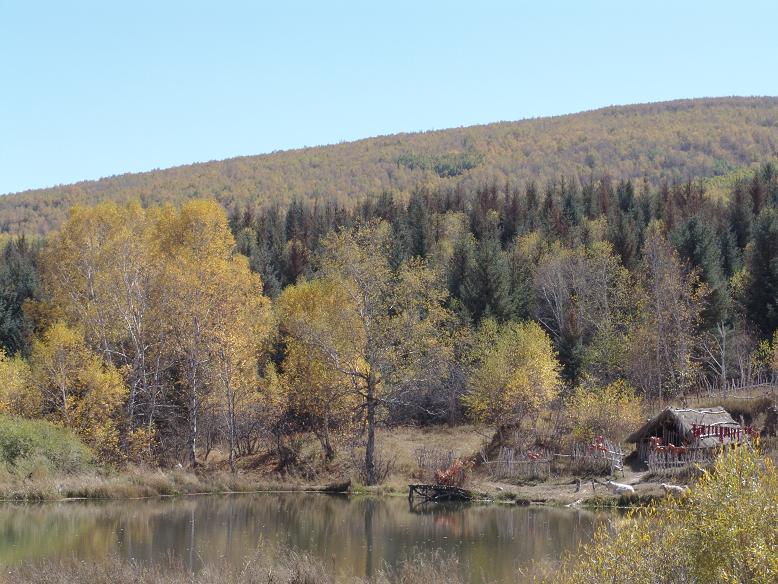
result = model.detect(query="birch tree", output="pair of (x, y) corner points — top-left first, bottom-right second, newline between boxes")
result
(280, 221), (452, 484)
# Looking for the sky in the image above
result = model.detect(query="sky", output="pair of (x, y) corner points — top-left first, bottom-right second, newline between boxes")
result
(1, 0), (777, 194)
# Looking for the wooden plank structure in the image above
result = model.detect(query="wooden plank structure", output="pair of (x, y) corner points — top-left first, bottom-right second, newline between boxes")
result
(647, 447), (716, 473)
(563, 438), (625, 476)
(481, 446), (551, 480)
(408, 484), (473, 503)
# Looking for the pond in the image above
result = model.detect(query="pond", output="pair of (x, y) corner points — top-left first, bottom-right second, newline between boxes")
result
(0, 493), (602, 582)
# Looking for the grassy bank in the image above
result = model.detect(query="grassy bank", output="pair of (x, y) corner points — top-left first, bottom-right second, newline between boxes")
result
(0, 466), (317, 502)
(8, 413), (769, 505)
(0, 420), (667, 504)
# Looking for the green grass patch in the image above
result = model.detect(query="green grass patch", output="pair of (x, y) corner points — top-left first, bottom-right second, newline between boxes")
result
(0, 415), (93, 476)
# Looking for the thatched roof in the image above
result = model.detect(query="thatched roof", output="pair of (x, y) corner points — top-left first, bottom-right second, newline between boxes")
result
(626, 407), (740, 447)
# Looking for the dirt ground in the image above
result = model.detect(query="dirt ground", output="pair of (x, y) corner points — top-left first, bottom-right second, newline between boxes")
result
(243, 424), (677, 506)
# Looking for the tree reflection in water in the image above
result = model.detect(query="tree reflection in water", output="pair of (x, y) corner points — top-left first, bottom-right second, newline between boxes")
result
(0, 494), (603, 583)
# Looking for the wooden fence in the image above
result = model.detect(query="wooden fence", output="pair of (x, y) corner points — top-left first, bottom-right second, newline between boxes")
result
(647, 447), (716, 473)
(549, 438), (625, 476)
(481, 447), (551, 480)
(689, 375), (778, 401)
(414, 447), (456, 483)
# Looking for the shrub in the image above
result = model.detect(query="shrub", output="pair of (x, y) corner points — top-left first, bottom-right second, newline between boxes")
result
(0, 415), (93, 475)
(550, 444), (778, 583)
(565, 379), (643, 443)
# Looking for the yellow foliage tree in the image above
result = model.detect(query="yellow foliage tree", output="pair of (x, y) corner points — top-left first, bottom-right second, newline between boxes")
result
(29, 322), (127, 459)
(206, 255), (273, 473)
(281, 222), (452, 484)
(155, 200), (273, 468)
(565, 379), (643, 443)
(278, 279), (359, 461)
(41, 201), (169, 450)
(769, 329), (778, 375)
(464, 319), (560, 429)
(0, 349), (33, 416)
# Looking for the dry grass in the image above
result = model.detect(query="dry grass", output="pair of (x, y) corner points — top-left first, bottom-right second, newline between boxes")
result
(0, 424), (492, 501)
(377, 425), (490, 482)
(690, 395), (774, 426)
(0, 422), (656, 504)
(0, 552), (332, 584)
(0, 550), (466, 584)
(0, 465), (309, 502)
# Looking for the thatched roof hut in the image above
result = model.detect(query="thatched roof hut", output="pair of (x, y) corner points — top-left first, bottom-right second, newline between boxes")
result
(627, 407), (742, 460)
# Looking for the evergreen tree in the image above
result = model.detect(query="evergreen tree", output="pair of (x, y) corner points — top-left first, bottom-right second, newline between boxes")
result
(745, 209), (778, 337)
(406, 190), (432, 258)
(508, 243), (535, 320)
(283, 239), (308, 285)
(257, 206), (287, 285)
(749, 173), (765, 216)
(561, 183), (582, 232)
(447, 234), (478, 320)
(388, 220), (412, 270)
(581, 179), (595, 219)
(729, 182), (753, 250)
(607, 211), (640, 270)
(719, 229), (742, 279)
(500, 186), (521, 244)
(616, 180), (635, 213)
(285, 199), (305, 242)
(248, 239), (282, 298)
(0, 237), (40, 355)
(524, 182), (539, 230)
(673, 217), (729, 328)
(471, 234), (515, 322)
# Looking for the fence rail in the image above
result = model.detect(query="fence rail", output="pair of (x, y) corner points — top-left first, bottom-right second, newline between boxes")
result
(482, 447), (551, 480)
(414, 447), (456, 483)
(647, 447), (716, 473)
(549, 439), (624, 476)
(689, 375), (778, 401)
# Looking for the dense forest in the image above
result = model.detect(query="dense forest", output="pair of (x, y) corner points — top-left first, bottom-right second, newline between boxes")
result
(2, 96), (778, 234)
(1, 153), (778, 484)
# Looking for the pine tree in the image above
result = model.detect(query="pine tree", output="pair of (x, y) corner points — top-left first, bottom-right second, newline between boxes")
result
(472, 234), (515, 322)
(447, 234), (478, 320)
(729, 182), (753, 250)
(525, 182), (539, 230)
(500, 186), (522, 244)
(607, 210), (640, 270)
(673, 216), (729, 328)
(257, 206), (287, 286)
(745, 209), (778, 337)
(719, 229), (742, 279)
(249, 240), (282, 298)
(0, 237), (40, 356)
(406, 190), (432, 258)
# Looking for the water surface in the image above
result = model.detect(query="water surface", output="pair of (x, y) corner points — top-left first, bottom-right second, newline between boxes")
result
(0, 494), (601, 582)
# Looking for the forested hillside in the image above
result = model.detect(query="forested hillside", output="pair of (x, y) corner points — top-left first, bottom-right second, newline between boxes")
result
(1, 158), (778, 481)
(2, 96), (778, 234)
(1, 97), (778, 488)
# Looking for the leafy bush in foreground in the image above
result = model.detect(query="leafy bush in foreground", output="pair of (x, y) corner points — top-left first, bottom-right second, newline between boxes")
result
(551, 444), (778, 584)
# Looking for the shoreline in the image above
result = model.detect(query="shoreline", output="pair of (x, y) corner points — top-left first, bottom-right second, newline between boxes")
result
(0, 467), (665, 508)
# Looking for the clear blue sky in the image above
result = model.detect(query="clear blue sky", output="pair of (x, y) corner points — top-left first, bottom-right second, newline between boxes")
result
(2, 0), (777, 194)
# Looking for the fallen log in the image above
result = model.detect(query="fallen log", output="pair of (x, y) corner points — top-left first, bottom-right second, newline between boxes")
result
(317, 480), (351, 493)
(408, 483), (473, 503)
